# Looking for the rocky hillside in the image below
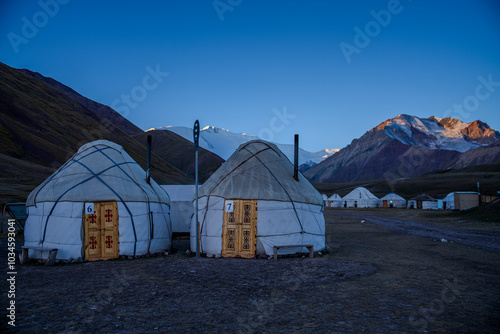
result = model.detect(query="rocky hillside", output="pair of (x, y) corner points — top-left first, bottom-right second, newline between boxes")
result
(0, 62), (223, 202)
(305, 114), (500, 183)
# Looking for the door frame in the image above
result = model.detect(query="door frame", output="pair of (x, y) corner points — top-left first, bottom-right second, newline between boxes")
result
(221, 199), (257, 258)
(83, 201), (119, 261)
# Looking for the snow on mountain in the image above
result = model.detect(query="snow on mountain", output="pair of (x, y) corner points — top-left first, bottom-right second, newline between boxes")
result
(149, 125), (337, 164)
(378, 114), (499, 152)
(304, 114), (500, 183)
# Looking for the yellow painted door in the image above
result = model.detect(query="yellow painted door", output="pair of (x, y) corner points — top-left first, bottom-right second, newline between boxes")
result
(222, 200), (257, 258)
(84, 202), (119, 261)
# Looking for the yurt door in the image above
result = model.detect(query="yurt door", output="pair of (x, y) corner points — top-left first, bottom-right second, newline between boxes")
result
(222, 200), (257, 258)
(84, 202), (119, 261)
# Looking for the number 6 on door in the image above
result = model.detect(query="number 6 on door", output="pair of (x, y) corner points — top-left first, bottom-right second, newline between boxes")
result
(84, 203), (94, 215)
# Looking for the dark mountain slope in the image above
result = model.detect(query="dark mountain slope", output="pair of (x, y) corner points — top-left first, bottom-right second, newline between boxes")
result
(0, 62), (193, 199)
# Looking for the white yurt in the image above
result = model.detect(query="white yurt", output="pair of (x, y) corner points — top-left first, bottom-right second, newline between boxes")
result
(161, 185), (196, 233)
(341, 187), (379, 208)
(407, 194), (438, 210)
(24, 140), (172, 262)
(322, 194), (329, 207)
(191, 140), (325, 258)
(379, 193), (406, 208)
(328, 193), (342, 208)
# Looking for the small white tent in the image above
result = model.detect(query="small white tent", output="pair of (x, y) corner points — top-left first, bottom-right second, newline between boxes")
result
(327, 193), (342, 208)
(341, 187), (379, 208)
(407, 194), (438, 210)
(322, 194), (329, 207)
(379, 193), (406, 208)
(191, 140), (325, 258)
(24, 140), (172, 262)
(161, 185), (195, 233)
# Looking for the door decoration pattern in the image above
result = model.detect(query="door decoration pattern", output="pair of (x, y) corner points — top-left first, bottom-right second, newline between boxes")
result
(222, 200), (257, 258)
(84, 202), (119, 261)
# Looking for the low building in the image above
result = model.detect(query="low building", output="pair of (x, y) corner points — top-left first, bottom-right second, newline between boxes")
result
(408, 194), (438, 210)
(443, 192), (479, 210)
(161, 185), (196, 233)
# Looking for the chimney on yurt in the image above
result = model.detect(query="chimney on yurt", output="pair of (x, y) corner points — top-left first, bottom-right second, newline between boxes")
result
(146, 135), (152, 184)
(293, 134), (299, 181)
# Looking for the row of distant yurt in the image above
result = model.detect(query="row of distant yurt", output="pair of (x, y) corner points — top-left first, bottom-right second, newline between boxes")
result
(322, 189), (483, 210)
(24, 139), (326, 262)
(323, 187), (382, 208)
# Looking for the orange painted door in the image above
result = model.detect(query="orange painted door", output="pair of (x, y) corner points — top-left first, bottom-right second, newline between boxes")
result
(84, 202), (119, 261)
(222, 200), (257, 258)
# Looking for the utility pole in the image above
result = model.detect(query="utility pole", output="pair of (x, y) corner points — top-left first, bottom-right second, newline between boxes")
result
(193, 120), (200, 257)
(477, 181), (480, 206)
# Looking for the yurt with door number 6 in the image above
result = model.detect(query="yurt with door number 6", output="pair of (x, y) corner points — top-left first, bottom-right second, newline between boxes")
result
(24, 140), (172, 262)
(191, 139), (325, 258)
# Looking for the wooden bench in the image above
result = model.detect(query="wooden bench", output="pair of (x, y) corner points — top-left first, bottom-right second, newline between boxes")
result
(273, 244), (314, 261)
(20, 246), (58, 266)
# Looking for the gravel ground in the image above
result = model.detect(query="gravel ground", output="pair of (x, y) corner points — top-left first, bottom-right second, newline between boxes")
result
(1, 209), (499, 333)
(327, 210), (500, 252)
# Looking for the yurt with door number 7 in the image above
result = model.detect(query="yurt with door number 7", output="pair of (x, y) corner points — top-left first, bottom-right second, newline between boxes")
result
(24, 140), (172, 262)
(190, 140), (325, 258)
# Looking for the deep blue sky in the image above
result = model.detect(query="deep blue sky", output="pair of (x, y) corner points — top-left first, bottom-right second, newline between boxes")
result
(1, 0), (499, 152)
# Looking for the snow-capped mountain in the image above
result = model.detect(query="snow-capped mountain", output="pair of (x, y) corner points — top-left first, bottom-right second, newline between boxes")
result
(305, 114), (500, 183)
(149, 125), (338, 165)
(378, 114), (499, 152)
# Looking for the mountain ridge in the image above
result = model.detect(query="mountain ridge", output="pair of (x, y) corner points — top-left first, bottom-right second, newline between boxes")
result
(305, 114), (500, 183)
(0, 62), (224, 202)
(150, 125), (339, 165)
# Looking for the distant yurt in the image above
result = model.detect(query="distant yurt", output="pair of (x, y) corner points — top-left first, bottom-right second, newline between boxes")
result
(341, 187), (379, 208)
(379, 193), (406, 208)
(328, 193), (342, 208)
(191, 140), (325, 258)
(161, 185), (196, 233)
(322, 194), (329, 207)
(407, 194), (437, 210)
(25, 140), (172, 262)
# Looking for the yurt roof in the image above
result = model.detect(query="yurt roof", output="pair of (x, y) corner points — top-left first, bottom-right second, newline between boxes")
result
(342, 187), (378, 200)
(198, 140), (323, 206)
(27, 140), (170, 206)
(328, 193), (342, 200)
(409, 194), (436, 201)
(380, 193), (406, 201)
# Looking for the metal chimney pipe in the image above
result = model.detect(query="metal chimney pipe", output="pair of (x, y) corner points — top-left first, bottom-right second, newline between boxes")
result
(294, 134), (299, 181)
(146, 135), (152, 184)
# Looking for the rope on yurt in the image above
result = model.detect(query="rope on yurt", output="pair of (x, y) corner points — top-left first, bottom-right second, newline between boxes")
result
(118, 150), (153, 253)
(40, 146), (137, 256)
(244, 147), (305, 233)
(200, 146), (277, 239)
(201, 143), (304, 234)
(40, 160), (136, 249)
(150, 184), (172, 247)
(30, 148), (81, 207)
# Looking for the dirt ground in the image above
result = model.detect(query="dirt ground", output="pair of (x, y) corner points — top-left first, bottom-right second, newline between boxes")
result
(1, 208), (499, 333)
